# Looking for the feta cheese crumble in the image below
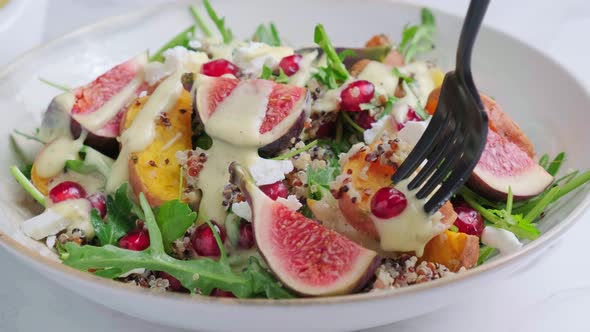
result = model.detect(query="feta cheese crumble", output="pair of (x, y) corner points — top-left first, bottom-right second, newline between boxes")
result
(248, 158), (294, 186)
(144, 46), (208, 85)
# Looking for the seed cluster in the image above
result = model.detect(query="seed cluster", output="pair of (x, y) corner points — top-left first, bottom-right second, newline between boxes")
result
(372, 255), (453, 290)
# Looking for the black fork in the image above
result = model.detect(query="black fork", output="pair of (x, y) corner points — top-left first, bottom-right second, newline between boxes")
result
(391, 0), (490, 214)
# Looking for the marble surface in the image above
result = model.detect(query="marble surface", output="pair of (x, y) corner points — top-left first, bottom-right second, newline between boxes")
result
(1, 0), (589, 331)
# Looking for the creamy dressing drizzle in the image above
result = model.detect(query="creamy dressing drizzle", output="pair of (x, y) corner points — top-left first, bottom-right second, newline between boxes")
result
(288, 51), (318, 87)
(106, 70), (184, 192)
(357, 61), (399, 96)
(35, 133), (86, 178)
(371, 178), (445, 256)
(73, 75), (144, 132)
(196, 80), (275, 223)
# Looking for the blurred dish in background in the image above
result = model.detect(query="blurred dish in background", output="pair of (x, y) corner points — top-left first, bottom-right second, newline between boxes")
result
(0, 0), (48, 65)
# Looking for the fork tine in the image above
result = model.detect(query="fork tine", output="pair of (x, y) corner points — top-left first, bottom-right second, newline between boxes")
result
(407, 117), (458, 191)
(423, 157), (473, 214)
(416, 131), (465, 199)
(392, 107), (451, 183)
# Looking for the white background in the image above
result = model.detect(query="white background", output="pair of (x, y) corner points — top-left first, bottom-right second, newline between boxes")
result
(1, 0), (589, 331)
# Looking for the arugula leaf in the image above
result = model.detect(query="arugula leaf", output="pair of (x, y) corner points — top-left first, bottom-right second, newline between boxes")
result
(377, 95), (400, 120)
(203, 0), (233, 44)
(9, 166), (46, 207)
(313, 24), (350, 88)
(337, 49), (357, 62)
(307, 164), (339, 200)
(459, 187), (540, 240)
(252, 23), (281, 46)
(318, 138), (351, 156)
(398, 8), (436, 63)
(538, 154), (549, 169)
(477, 245), (497, 265)
(38, 77), (70, 92)
(275, 68), (290, 84)
(91, 184), (141, 246)
(260, 66), (290, 84)
(150, 25), (196, 62)
(62, 193), (292, 298)
(260, 65), (273, 79)
(156, 200), (197, 254)
(546, 152), (565, 176)
(243, 257), (294, 299)
(195, 132), (212, 150)
(272, 140), (318, 160)
(392, 67), (414, 84)
(341, 112), (365, 134)
(189, 5), (213, 38)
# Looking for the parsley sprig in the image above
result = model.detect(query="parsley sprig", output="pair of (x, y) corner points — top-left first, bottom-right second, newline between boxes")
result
(399, 8), (436, 63)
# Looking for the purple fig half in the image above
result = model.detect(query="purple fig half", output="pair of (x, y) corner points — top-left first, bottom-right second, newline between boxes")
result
(41, 53), (148, 157)
(192, 76), (308, 153)
(229, 162), (380, 296)
(468, 130), (553, 201)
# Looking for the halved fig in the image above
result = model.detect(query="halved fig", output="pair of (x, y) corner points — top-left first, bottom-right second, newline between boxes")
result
(123, 91), (193, 207)
(41, 53), (148, 157)
(192, 76), (309, 153)
(230, 163), (380, 296)
(336, 143), (457, 240)
(469, 130), (553, 200)
(425, 89), (552, 200)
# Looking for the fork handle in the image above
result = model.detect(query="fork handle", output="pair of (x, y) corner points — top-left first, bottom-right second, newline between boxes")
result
(455, 0), (490, 106)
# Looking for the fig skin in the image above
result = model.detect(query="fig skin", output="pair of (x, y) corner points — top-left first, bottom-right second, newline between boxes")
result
(258, 111), (306, 156)
(425, 88), (549, 201)
(229, 162), (381, 296)
(70, 119), (119, 158)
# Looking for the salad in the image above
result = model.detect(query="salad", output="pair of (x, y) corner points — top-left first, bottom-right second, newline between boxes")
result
(8, 1), (590, 299)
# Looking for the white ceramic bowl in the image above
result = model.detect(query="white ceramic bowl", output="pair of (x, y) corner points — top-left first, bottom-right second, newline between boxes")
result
(0, 1), (589, 331)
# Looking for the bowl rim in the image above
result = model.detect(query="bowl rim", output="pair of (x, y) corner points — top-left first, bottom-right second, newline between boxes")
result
(1, 0), (589, 306)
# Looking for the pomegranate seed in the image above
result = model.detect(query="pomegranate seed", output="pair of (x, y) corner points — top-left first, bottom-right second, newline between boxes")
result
(357, 111), (376, 129)
(119, 229), (150, 251)
(159, 272), (187, 292)
(370, 187), (408, 219)
(87, 193), (107, 218)
(259, 181), (289, 200)
(453, 205), (485, 237)
(278, 54), (302, 76)
(396, 107), (423, 130)
(211, 288), (236, 298)
(191, 222), (226, 257)
(201, 59), (239, 77)
(49, 181), (87, 203)
(340, 80), (375, 112)
(315, 121), (336, 138)
(238, 222), (255, 249)
(406, 107), (422, 122)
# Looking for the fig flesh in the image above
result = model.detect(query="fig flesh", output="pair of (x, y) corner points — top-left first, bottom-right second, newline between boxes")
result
(41, 53), (148, 157)
(230, 163), (380, 296)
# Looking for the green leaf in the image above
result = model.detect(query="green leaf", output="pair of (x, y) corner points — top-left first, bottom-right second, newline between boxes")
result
(9, 166), (46, 207)
(65, 160), (97, 174)
(150, 25), (195, 62)
(203, 0), (233, 44)
(252, 23), (281, 46)
(61, 193), (292, 298)
(341, 112), (365, 134)
(244, 257), (294, 299)
(260, 65), (273, 79)
(313, 24), (350, 86)
(402, 81), (428, 120)
(156, 200), (197, 254)
(477, 245), (497, 265)
(307, 162), (339, 200)
(547, 152), (565, 176)
(448, 225), (459, 232)
(398, 8), (436, 63)
(392, 67), (414, 84)
(538, 154), (549, 169)
(275, 68), (290, 84)
(90, 209), (129, 248)
(38, 77), (70, 91)
(338, 49), (357, 62)
(195, 133), (212, 150)
(189, 5), (213, 38)
(272, 140), (318, 160)
(92, 184), (141, 246)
